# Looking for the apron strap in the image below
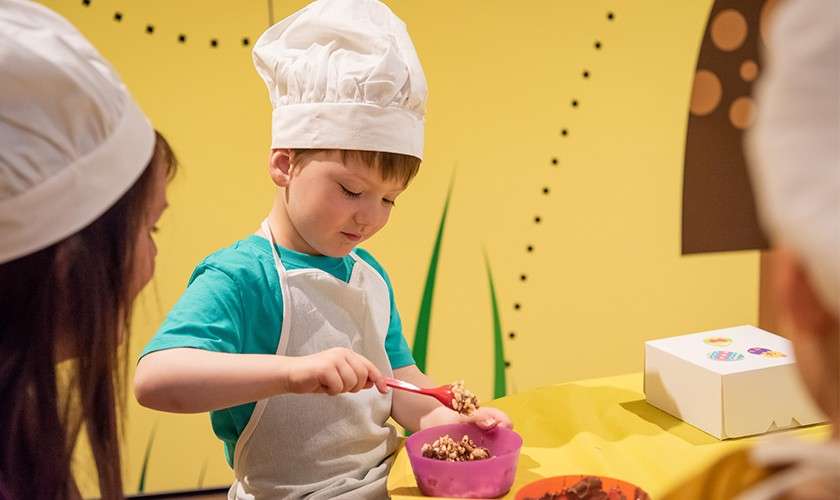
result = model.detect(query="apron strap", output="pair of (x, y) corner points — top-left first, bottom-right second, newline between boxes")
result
(260, 218), (287, 274)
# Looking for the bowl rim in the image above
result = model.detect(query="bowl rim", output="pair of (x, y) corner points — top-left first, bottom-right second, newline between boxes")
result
(405, 423), (523, 465)
(514, 474), (650, 498)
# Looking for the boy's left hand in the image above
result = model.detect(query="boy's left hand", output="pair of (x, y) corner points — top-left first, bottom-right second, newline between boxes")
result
(463, 406), (513, 430)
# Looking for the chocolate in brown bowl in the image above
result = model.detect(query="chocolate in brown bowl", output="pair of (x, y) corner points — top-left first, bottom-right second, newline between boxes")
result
(516, 475), (650, 500)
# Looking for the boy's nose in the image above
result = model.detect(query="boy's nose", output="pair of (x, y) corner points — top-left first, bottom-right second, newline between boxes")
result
(353, 211), (371, 228)
(353, 203), (378, 227)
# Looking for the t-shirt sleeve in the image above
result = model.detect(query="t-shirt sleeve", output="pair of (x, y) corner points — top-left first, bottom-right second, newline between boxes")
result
(355, 248), (415, 370)
(140, 263), (246, 359)
(384, 298), (414, 369)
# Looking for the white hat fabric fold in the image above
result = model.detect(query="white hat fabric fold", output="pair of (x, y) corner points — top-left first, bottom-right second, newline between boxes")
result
(0, 0), (155, 264)
(747, 0), (840, 315)
(253, 0), (426, 160)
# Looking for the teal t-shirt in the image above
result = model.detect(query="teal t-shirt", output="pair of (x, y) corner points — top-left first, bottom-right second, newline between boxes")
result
(140, 235), (415, 467)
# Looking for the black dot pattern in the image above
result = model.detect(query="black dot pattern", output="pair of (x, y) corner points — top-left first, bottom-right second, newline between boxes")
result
(513, 12), (616, 362)
(82, 0), (91, 6)
(81, 9), (258, 50)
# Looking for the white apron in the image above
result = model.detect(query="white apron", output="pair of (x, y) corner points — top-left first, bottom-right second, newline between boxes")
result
(228, 220), (398, 499)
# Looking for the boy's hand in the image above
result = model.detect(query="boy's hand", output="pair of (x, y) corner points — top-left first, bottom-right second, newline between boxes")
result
(462, 406), (513, 430)
(418, 405), (514, 431)
(282, 347), (388, 396)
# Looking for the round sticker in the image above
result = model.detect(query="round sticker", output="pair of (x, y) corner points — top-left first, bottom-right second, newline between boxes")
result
(762, 350), (787, 358)
(704, 337), (732, 347)
(748, 347), (771, 355)
(708, 350), (744, 361)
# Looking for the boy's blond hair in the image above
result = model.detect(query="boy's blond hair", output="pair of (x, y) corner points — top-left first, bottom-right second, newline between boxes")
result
(292, 149), (421, 187)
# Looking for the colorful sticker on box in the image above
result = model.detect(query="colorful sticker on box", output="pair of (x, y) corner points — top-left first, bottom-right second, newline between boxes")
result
(748, 347), (771, 355)
(708, 350), (744, 361)
(762, 350), (787, 358)
(704, 337), (732, 347)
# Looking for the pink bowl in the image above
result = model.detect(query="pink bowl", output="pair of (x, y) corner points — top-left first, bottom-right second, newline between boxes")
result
(405, 423), (523, 498)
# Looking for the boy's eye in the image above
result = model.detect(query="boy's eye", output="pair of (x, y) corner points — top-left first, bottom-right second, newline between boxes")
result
(340, 184), (362, 198)
(383, 198), (396, 206)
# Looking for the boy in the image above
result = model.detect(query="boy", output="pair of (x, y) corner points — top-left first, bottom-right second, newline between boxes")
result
(134, 1), (511, 499)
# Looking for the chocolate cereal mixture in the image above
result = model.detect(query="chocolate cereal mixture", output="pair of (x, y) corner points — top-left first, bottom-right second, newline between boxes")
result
(450, 380), (479, 415)
(526, 476), (649, 500)
(420, 434), (491, 462)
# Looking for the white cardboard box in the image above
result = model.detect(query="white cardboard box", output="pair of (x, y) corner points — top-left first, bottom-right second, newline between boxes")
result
(644, 325), (826, 439)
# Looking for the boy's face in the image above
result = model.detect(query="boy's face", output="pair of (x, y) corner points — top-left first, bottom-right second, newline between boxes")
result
(276, 150), (406, 257)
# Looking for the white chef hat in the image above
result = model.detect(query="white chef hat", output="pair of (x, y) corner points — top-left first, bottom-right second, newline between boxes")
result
(0, 0), (155, 264)
(747, 0), (840, 315)
(252, 0), (427, 160)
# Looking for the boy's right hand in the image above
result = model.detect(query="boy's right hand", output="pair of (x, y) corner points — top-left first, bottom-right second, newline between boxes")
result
(281, 347), (388, 396)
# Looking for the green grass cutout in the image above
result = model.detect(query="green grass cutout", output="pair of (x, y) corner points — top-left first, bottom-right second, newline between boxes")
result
(412, 176), (454, 372)
(137, 423), (157, 493)
(484, 251), (507, 399)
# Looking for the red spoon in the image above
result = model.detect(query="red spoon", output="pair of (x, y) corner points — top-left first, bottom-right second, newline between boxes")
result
(384, 377), (456, 409)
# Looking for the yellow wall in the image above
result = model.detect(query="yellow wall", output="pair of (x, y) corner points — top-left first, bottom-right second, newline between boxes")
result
(39, 0), (758, 495)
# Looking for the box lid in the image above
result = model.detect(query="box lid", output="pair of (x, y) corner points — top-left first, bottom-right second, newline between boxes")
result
(645, 325), (794, 375)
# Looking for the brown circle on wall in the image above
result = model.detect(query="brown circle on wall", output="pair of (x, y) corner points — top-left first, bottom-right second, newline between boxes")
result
(729, 96), (754, 129)
(740, 59), (759, 82)
(711, 9), (748, 52)
(690, 70), (723, 116)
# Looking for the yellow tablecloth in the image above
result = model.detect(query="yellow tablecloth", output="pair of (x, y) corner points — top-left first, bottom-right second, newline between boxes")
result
(387, 372), (830, 499)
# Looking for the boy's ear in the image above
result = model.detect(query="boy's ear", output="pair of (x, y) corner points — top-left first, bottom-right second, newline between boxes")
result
(269, 149), (292, 187)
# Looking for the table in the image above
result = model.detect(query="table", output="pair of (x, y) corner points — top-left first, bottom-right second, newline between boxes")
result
(387, 372), (829, 499)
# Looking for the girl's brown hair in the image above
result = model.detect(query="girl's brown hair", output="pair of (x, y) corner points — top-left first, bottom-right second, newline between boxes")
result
(0, 131), (177, 499)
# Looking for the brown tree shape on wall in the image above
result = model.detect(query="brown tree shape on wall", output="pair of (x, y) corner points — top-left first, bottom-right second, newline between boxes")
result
(682, 0), (779, 254)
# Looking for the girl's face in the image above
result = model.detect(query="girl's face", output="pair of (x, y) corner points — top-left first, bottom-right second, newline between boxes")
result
(129, 158), (169, 300)
(55, 149), (172, 361)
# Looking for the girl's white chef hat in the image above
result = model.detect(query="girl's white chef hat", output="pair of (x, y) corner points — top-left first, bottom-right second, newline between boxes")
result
(0, 0), (155, 264)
